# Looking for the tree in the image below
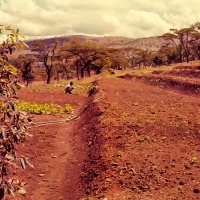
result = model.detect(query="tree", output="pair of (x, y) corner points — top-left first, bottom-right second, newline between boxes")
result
(0, 25), (33, 198)
(91, 55), (110, 74)
(190, 22), (200, 60)
(190, 33), (200, 60)
(179, 27), (196, 63)
(136, 49), (153, 67)
(108, 48), (127, 70)
(161, 26), (198, 63)
(12, 54), (36, 86)
(123, 48), (138, 68)
(153, 45), (178, 65)
(32, 40), (57, 84)
(63, 38), (109, 78)
(55, 44), (74, 80)
(161, 30), (184, 63)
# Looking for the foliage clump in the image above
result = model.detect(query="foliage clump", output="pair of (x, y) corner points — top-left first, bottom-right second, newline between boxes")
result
(88, 86), (97, 97)
(14, 101), (73, 114)
(0, 25), (33, 197)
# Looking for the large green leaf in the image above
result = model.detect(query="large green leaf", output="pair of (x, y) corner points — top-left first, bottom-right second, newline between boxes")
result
(5, 65), (18, 75)
(18, 188), (26, 195)
(25, 158), (34, 168)
(20, 158), (26, 170)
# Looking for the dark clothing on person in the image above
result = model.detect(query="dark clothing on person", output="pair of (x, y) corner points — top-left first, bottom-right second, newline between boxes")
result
(64, 82), (74, 94)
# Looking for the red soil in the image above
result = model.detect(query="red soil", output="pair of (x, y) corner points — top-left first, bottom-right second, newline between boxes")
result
(5, 73), (200, 200)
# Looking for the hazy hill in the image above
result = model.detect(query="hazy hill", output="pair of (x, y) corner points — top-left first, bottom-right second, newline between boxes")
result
(10, 35), (164, 58)
(26, 35), (164, 50)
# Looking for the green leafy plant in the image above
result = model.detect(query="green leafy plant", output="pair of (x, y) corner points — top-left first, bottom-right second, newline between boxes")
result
(88, 86), (97, 97)
(137, 135), (148, 142)
(11, 101), (73, 115)
(0, 25), (33, 197)
(189, 157), (197, 164)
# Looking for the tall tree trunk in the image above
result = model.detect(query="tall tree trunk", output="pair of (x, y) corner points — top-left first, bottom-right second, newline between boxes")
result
(46, 70), (51, 84)
(57, 71), (60, 82)
(81, 68), (84, 78)
(186, 55), (189, 63)
(63, 67), (68, 79)
(76, 65), (80, 80)
(198, 53), (200, 60)
(179, 52), (183, 63)
(87, 66), (91, 77)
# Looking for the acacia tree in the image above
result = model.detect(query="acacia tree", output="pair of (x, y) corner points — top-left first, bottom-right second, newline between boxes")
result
(32, 40), (57, 84)
(63, 38), (108, 78)
(55, 45), (73, 80)
(136, 49), (153, 67)
(190, 22), (200, 60)
(161, 26), (198, 63)
(11, 54), (36, 86)
(153, 45), (178, 65)
(108, 48), (127, 70)
(123, 47), (138, 68)
(190, 33), (200, 60)
(121, 48), (149, 68)
(91, 54), (110, 74)
(0, 25), (33, 198)
(162, 30), (184, 62)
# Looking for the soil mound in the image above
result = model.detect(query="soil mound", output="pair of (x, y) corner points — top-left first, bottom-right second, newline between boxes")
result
(117, 73), (135, 79)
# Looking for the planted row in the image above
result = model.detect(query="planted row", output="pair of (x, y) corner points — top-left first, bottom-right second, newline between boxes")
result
(0, 101), (73, 115)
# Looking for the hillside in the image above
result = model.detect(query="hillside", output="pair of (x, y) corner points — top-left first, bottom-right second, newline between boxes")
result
(8, 35), (164, 60)
(9, 64), (200, 200)
(25, 35), (164, 51)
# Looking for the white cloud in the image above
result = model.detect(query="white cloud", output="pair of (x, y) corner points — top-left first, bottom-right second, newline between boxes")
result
(0, 0), (200, 39)
(121, 10), (171, 37)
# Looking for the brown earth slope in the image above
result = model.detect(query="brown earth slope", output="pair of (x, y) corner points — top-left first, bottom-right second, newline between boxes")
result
(4, 74), (200, 200)
(81, 77), (200, 200)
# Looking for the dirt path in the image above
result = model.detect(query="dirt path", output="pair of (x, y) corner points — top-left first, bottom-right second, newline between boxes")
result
(7, 90), (88, 200)
(23, 115), (85, 200)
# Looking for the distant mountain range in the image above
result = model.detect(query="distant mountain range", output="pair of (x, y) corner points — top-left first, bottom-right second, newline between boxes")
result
(26, 35), (165, 51)
(11, 35), (165, 58)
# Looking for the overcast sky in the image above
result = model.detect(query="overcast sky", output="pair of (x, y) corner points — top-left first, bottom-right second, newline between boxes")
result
(1, 0), (200, 39)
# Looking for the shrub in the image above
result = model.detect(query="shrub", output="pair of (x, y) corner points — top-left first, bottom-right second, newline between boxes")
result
(88, 86), (97, 97)
(0, 25), (32, 197)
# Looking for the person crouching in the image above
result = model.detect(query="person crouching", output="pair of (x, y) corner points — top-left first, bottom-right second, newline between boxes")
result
(64, 81), (74, 94)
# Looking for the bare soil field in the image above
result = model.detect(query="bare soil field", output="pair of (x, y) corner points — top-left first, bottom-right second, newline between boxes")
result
(5, 67), (200, 200)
